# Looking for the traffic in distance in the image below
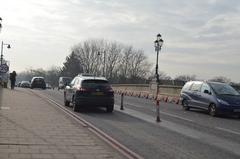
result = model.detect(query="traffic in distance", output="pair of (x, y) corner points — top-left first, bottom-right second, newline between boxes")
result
(17, 74), (115, 112)
(16, 74), (240, 118)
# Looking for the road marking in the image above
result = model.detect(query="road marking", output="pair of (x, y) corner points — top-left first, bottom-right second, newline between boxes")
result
(215, 127), (240, 136)
(32, 91), (240, 157)
(115, 99), (147, 108)
(126, 103), (144, 108)
(0, 107), (10, 110)
(114, 104), (199, 139)
(160, 111), (194, 122)
(115, 100), (193, 122)
(115, 104), (240, 156)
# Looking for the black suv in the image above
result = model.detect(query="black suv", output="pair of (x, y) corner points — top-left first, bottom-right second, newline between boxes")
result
(30, 77), (46, 89)
(64, 74), (114, 112)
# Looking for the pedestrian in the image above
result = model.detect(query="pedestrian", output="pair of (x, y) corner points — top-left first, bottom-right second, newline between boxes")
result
(9, 71), (17, 90)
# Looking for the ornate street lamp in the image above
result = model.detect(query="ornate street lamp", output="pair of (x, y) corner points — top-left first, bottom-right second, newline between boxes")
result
(154, 33), (164, 122)
(1, 41), (11, 65)
(154, 34), (164, 83)
(0, 17), (2, 30)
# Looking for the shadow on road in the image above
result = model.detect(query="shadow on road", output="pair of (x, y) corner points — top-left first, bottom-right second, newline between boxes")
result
(189, 108), (240, 120)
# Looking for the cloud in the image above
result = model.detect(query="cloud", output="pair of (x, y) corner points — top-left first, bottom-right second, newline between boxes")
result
(0, 0), (240, 81)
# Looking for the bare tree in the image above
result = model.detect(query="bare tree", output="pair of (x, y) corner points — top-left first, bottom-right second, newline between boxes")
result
(174, 74), (196, 81)
(118, 46), (133, 80)
(128, 50), (151, 81)
(209, 76), (231, 83)
(69, 39), (152, 83)
(148, 70), (171, 80)
(104, 42), (122, 79)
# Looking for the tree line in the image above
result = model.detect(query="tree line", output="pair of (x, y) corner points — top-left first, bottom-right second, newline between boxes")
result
(17, 39), (151, 86)
(17, 39), (240, 88)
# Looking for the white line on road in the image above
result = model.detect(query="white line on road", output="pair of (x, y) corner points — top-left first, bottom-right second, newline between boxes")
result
(116, 100), (194, 122)
(215, 127), (240, 136)
(115, 99), (144, 108)
(0, 107), (10, 110)
(126, 103), (144, 108)
(160, 111), (194, 122)
(115, 104), (240, 156)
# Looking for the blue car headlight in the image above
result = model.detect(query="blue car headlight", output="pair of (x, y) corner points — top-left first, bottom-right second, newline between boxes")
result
(217, 98), (230, 106)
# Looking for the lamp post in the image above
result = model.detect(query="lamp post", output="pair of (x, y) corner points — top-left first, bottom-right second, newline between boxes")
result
(97, 51), (100, 76)
(103, 51), (106, 77)
(1, 41), (11, 65)
(0, 17), (2, 32)
(97, 51), (106, 77)
(154, 33), (164, 122)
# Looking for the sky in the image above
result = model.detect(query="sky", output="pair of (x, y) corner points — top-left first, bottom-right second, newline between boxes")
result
(0, 0), (240, 82)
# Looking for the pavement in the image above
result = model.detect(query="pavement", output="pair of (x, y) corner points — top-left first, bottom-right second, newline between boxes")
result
(0, 88), (125, 159)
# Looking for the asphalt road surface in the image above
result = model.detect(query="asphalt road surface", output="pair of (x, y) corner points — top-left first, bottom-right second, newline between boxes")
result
(27, 88), (240, 159)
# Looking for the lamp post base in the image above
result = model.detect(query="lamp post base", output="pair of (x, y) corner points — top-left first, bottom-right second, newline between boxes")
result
(156, 116), (161, 122)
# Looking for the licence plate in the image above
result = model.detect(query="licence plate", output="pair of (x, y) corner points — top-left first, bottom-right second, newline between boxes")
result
(234, 109), (240, 112)
(92, 92), (104, 96)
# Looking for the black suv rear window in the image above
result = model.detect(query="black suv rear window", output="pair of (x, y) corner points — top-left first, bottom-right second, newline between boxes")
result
(34, 78), (44, 82)
(82, 80), (109, 89)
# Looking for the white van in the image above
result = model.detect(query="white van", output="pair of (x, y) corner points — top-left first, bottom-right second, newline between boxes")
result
(58, 77), (72, 90)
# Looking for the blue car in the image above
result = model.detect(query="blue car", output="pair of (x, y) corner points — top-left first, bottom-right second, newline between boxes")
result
(180, 81), (240, 117)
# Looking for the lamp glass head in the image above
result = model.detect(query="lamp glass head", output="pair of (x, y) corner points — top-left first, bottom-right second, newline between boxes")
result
(159, 39), (163, 47)
(154, 40), (158, 47)
(157, 34), (161, 41)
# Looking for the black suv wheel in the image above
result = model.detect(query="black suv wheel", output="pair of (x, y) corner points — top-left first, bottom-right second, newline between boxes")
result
(106, 105), (114, 113)
(72, 96), (80, 112)
(182, 100), (190, 111)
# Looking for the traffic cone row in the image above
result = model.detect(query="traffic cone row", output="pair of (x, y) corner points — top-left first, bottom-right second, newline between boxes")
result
(113, 89), (180, 105)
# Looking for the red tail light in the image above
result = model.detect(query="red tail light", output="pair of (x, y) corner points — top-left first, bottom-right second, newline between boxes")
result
(76, 86), (89, 92)
(105, 86), (113, 92)
(105, 87), (114, 96)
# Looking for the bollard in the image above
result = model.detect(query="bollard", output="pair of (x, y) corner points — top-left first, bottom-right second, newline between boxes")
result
(156, 100), (161, 122)
(120, 93), (124, 110)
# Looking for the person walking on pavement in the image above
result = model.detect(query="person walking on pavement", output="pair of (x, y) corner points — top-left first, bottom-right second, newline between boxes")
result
(9, 71), (17, 90)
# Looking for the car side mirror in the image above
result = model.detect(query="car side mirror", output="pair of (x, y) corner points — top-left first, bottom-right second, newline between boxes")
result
(65, 86), (70, 89)
(204, 90), (211, 95)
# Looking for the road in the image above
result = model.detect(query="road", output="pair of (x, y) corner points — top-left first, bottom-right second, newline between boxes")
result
(28, 88), (240, 159)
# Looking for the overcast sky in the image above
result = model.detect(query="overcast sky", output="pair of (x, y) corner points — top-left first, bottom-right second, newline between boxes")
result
(0, 0), (240, 82)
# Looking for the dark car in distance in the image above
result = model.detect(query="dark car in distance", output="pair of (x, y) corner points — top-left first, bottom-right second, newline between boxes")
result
(20, 81), (31, 88)
(30, 77), (46, 89)
(180, 81), (240, 117)
(64, 74), (114, 112)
